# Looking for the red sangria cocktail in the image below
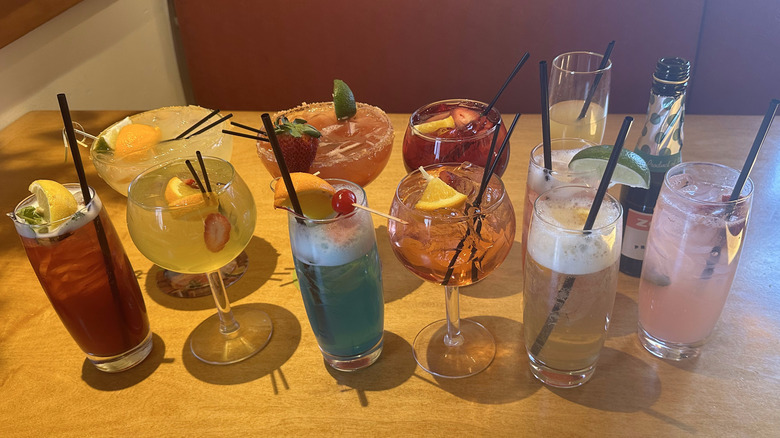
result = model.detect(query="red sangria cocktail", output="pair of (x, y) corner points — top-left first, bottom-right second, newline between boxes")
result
(402, 99), (509, 176)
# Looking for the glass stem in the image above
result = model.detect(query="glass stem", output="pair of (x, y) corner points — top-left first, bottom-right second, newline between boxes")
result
(443, 285), (464, 347)
(207, 270), (240, 334)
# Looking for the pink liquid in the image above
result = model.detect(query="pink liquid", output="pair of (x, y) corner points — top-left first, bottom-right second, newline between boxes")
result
(638, 170), (750, 344)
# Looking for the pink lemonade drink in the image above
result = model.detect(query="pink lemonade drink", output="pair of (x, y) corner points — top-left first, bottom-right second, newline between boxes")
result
(402, 99), (509, 176)
(638, 162), (753, 360)
(257, 102), (394, 187)
(521, 138), (599, 265)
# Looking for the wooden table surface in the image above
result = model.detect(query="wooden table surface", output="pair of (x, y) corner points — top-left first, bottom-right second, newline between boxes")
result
(1, 111), (778, 437)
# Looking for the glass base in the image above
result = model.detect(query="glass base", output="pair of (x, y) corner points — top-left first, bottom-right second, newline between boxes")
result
(88, 331), (153, 373)
(322, 336), (383, 372)
(528, 353), (595, 388)
(413, 319), (495, 378)
(156, 251), (249, 298)
(638, 324), (703, 361)
(190, 305), (273, 365)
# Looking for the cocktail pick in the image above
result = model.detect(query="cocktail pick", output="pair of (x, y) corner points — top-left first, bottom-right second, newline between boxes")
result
(529, 116), (633, 356)
(57, 93), (128, 339)
(175, 108), (220, 139)
(700, 98), (779, 279)
(482, 51), (531, 116)
(577, 40), (615, 120)
(539, 60), (552, 172)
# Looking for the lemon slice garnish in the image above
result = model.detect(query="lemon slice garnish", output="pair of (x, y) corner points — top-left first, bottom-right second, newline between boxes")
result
(273, 173), (336, 219)
(414, 116), (455, 135)
(28, 180), (79, 223)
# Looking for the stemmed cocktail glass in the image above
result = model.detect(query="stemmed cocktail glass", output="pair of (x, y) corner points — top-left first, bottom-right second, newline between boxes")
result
(127, 156), (272, 364)
(388, 163), (515, 378)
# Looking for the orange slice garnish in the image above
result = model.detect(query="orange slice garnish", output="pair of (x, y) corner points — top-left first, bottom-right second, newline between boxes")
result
(273, 173), (336, 219)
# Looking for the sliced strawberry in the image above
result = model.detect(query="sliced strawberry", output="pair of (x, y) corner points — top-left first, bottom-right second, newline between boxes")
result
(183, 178), (200, 190)
(450, 107), (481, 128)
(204, 213), (231, 252)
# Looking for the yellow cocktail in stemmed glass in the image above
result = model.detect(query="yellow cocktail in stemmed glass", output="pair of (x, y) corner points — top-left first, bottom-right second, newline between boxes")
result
(127, 156), (272, 364)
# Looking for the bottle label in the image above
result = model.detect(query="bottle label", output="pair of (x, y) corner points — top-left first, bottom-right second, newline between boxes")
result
(622, 208), (653, 260)
(633, 92), (685, 173)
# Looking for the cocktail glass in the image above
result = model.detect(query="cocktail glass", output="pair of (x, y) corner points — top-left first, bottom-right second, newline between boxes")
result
(402, 99), (509, 176)
(285, 179), (384, 371)
(256, 102), (394, 187)
(521, 138), (600, 265)
(9, 185), (152, 372)
(80, 106), (242, 298)
(638, 162), (753, 360)
(523, 185), (622, 388)
(127, 157), (272, 364)
(388, 163), (516, 378)
(549, 51), (612, 143)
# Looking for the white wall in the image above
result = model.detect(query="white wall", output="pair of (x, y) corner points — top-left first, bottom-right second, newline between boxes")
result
(0, 0), (186, 130)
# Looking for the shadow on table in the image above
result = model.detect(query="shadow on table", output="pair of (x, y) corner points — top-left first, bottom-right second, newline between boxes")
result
(608, 291), (638, 339)
(375, 225), (423, 303)
(81, 332), (168, 391)
(324, 331), (417, 407)
(459, 241), (523, 300)
(181, 303), (301, 386)
(431, 315), (540, 403)
(142, 236), (280, 311)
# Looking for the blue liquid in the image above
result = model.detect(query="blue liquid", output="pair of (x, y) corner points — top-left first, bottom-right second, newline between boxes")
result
(294, 244), (384, 358)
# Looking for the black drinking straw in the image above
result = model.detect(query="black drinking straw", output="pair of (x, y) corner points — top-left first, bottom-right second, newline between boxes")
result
(175, 108), (220, 139)
(186, 113), (234, 139)
(728, 99), (779, 201)
(230, 121), (267, 136)
(539, 61), (552, 171)
(260, 113), (304, 217)
(477, 119), (503, 195)
(57, 93), (129, 343)
(700, 98), (779, 279)
(530, 116), (633, 356)
(577, 40), (615, 121)
(195, 151), (212, 192)
(482, 51), (531, 116)
(441, 113), (522, 285)
(184, 160), (207, 194)
(222, 129), (270, 143)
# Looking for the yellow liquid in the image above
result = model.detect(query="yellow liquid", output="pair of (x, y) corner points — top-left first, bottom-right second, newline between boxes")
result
(127, 160), (256, 274)
(549, 100), (606, 144)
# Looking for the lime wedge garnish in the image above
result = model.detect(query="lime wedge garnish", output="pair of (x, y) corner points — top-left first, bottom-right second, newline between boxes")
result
(333, 79), (357, 120)
(569, 145), (650, 189)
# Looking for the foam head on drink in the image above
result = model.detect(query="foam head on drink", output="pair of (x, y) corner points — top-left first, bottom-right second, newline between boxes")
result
(286, 180), (384, 360)
(524, 186), (621, 376)
(12, 184), (151, 367)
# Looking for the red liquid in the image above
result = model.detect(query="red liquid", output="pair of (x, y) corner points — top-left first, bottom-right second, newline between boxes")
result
(20, 208), (150, 357)
(402, 100), (509, 176)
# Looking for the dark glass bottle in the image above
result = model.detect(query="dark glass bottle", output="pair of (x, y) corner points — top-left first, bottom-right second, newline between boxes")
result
(619, 57), (691, 277)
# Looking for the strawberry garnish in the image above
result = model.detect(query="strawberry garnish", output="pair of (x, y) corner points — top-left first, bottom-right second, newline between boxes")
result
(450, 107), (481, 128)
(204, 213), (231, 252)
(274, 116), (321, 173)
